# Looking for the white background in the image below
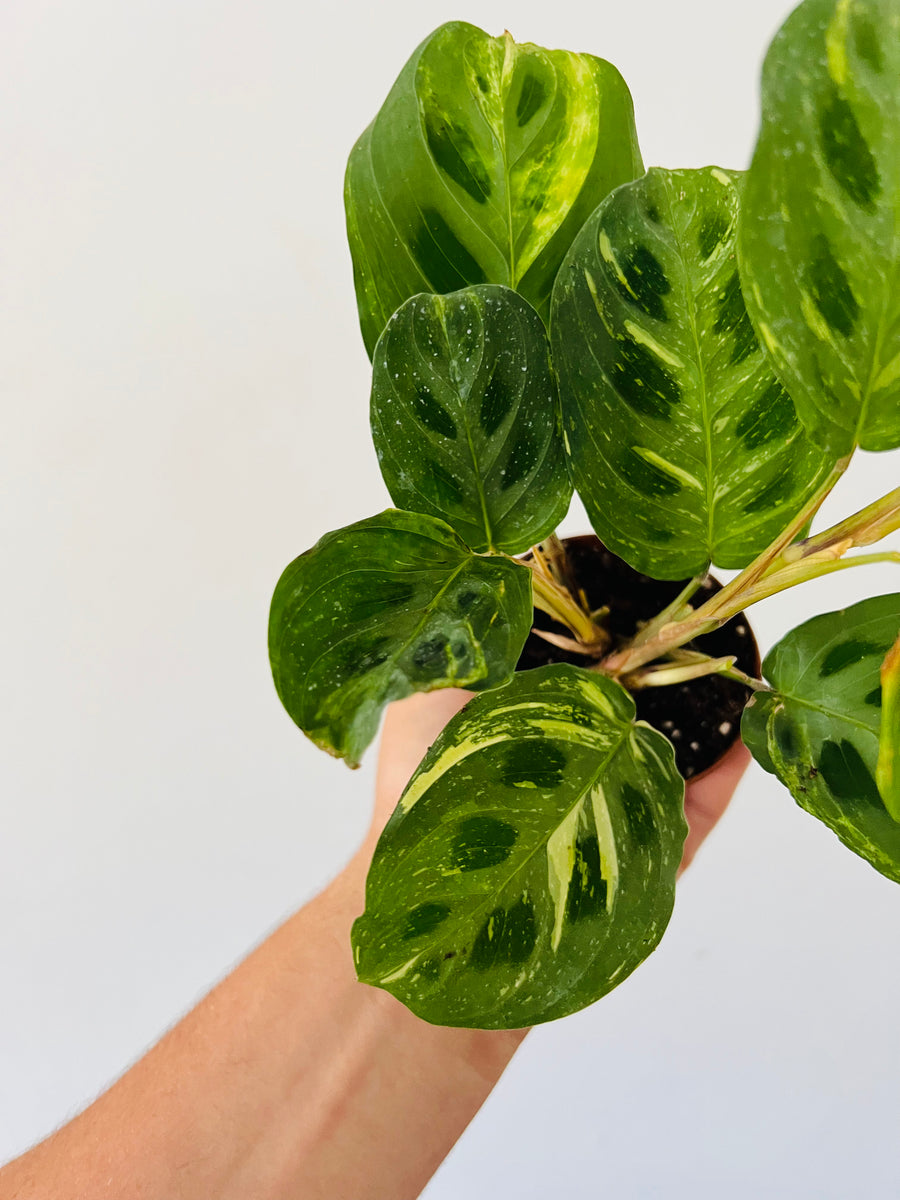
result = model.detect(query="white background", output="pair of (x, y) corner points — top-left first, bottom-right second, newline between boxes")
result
(3, 0), (900, 1194)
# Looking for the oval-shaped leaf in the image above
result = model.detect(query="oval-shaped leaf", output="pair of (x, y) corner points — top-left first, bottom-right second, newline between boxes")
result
(352, 664), (686, 1028)
(269, 510), (532, 767)
(876, 632), (900, 822)
(370, 286), (571, 554)
(551, 166), (832, 580)
(345, 22), (644, 356)
(741, 594), (900, 880)
(739, 0), (900, 454)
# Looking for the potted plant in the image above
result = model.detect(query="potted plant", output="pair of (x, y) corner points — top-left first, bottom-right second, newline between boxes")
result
(268, 0), (900, 1029)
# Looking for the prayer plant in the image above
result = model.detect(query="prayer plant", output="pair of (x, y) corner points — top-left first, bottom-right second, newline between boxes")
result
(268, 0), (900, 1028)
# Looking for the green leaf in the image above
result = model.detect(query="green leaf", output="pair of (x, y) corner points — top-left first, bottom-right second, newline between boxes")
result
(550, 166), (832, 580)
(739, 0), (900, 454)
(741, 594), (900, 881)
(345, 22), (643, 357)
(370, 286), (571, 555)
(876, 632), (900, 821)
(741, 689), (779, 777)
(268, 510), (532, 767)
(352, 664), (686, 1028)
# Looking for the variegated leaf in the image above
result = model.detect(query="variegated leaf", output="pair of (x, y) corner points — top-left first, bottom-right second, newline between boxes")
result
(370, 286), (571, 554)
(550, 166), (832, 580)
(268, 509), (531, 767)
(352, 664), (686, 1028)
(345, 22), (643, 357)
(741, 594), (900, 881)
(739, 0), (900, 454)
(876, 632), (900, 821)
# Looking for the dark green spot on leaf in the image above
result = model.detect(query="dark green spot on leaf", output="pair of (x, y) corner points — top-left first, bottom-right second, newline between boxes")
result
(565, 834), (607, 923)
(423, 112), (492, 204)
(450, 815), (518, 871)
(402, 902), (451, 940)
(618, 447), (682, 499)
(615, 244), (671, 321)
(735, 379), (797, 449)
(698, 213), (730, 260)
(411, 633), (450, 674)
(479, 364), (516, 436)
(642, 525), (676, 545)
(501, 432), (538, 491)
(612, 340), (681, 420)
(500, 740), (566, 788)
(820, 639), (884, 676)
(516, 73), (546, 126)
(470, 898), (537, 971)
(355, 638), (392, 674)
(621, 782), (656, 846)
(411, 208), (488, 293)
(412, 383), (457, 439)
(853, 14), (883, 72)
(713, 272), (757, 365)
(818, 87), (881, 211)
(773, 715), (798, 762)
(743, 465), (795, 515)
(805, 235), (860, 339)
(818, 738), (882, 806)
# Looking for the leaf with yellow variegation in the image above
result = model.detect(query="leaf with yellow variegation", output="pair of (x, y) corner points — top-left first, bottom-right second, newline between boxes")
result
(740, 0), (900, 454)
(345, 22), (643, 356)
(876, 632), (900, 822)
(352, 665), (686, 1028)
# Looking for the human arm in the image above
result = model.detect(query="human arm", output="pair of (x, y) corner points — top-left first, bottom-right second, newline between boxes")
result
(0, 690), (747, 1200)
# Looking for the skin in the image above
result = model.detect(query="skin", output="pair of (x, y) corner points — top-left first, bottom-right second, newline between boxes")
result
(0, 689), (748, 1200)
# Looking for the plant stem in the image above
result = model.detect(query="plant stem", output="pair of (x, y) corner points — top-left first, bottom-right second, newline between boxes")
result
(618, 648), (770, 691)
(627, 572), (709, 652)
(526, 558), (602, 644)
(605, 546), (899, 679)
(602, 454), (853, 677)
(693, 453), (852, 624)
(521, 535), (613, 650)
(772, 484), (900, 570)
(542, 533), (577, 593)
(531, 627), (608, 657)
(716, 550), (900, 616)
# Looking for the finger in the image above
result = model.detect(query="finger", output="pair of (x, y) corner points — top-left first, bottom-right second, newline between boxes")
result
(679, 737), (750, 875)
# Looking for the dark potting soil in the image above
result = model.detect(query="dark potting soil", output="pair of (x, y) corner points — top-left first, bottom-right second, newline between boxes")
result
(516, 536), (760, 780)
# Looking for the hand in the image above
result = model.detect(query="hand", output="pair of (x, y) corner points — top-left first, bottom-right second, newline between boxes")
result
(370, 688), (749, 874)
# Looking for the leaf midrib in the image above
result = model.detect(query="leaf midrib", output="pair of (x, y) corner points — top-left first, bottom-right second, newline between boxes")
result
(771, 689), (878, 738)
(434, 303), (496, 549)
(663, 172), (716, 561)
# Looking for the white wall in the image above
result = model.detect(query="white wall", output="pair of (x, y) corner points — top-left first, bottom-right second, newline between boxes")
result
(2, 0), (899, 1194)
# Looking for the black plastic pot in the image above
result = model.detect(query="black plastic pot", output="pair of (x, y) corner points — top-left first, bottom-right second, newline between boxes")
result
(517, 536), (760, 780)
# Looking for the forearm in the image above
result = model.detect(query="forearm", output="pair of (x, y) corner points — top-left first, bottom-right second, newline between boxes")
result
(0, 850), (526, 1200)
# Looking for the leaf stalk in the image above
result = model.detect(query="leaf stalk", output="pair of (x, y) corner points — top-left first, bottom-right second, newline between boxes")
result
(526, 554), (606, 646)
